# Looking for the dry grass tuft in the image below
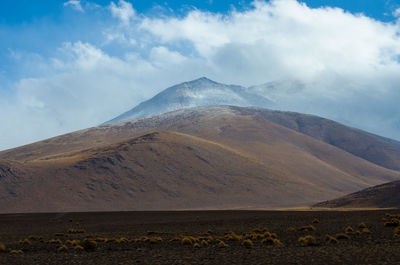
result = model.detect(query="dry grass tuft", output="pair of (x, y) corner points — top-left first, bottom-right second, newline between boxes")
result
(335, 233), (350, 240)
(81, 239), (97, 252)
(384, 219), (400, 227)
(345, 226), (354, 234)
(74, 245), (84, 251)
(149, 237), (163, 244)
(48, 239), (63, 244)
(286, 227), (296, 232)
(298, 235), (317, 246)
(312, 219), (320, 224)
(181, 237), (193, 245)
(362, 228), (371, 234)
(358, 222), (367, 229)
(68, 228), (86, 234)
(299, 225), (316, 232)
(242, 239), (254, 247)
(0, 242), (6, 252)
(58, 245), (68, 252)
(18, 239), (31, 245)
(218, 240), (229, 248)
(9, 249), (24, 254)
(324, 234), (339, 244)
(201, 240), (209, 247)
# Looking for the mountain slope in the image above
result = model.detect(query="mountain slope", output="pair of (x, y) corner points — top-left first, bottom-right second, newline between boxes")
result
(105, 77), (273, 124)
(1, 106), (400, 212)
(314, 180), (400, 209)
(234, 107), (400, 171)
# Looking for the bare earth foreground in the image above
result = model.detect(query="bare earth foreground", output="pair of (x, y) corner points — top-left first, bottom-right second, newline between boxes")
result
(1, 211), (400, 264)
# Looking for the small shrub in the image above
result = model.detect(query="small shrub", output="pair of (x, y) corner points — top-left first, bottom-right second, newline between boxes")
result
(298, 235), (317, 246)
(362, 228), (371, 234)
(0, 242), (6, 252)
(193, 243), (200, 248)
(225, 232), (242, 241)
(81, 239), (97, 252)
(74, 245), (84, 251)
(218, 240), (229, 248)
(345, 226), (354, 234)
(355, 230), (361, 235)
(201, 240), (209, 247)
(261, 237), (282, 246)
(149, 237), (162, 244)
(358, 222), (367, 229)
(335, 233), (350, 240)
(18, 239), (31, 245)
(58, 245), (68, 252)
(28, 235), (42, 241)
(299, 225), (316, 232)
(9, 249), (23, 254)
(48, 239), (62, 244)
(325, 235), (339, 244)
(68, 228), (86, 234)
(384, 219), (400, 227)
(286, 227), (296, 232)
(54, 233), (67, 237)
(242, 239), (254, 247)
(181, 237), (192, 245)
(312, 219), (320, 224)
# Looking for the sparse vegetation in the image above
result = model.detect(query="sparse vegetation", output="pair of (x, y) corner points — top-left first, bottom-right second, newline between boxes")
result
(384, 219), (400, 227)
(68, 228), (86, 234)
(81, 239), (97, 252)
(335, 233), (350, 240)
(218, 240), (229, 248)
(325, 234), (339, 244)
(298, 235), (317, 246)
(0, 242), (6, 252)
(345, 226), (354, 234)
(299, 225), (316, 232)
(74, 245), (84, 251)
(312, 219), (320, 224)
(358, 222), (367, 228)
(181, 237), (192, 245)
(362, 228), (371, 234)
(58, 245), (68, 252)
(9, 249), (23, 254)
(18, 239), (31, 245)
(242, 239), (253, 247)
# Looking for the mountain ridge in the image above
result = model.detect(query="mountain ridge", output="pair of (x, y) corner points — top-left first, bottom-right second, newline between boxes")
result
(1, 106), (400, 212)
(105, 77), (274, 124)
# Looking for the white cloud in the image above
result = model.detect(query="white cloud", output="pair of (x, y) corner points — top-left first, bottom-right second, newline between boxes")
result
(2, 0), (400, 150)
(394, 8), (400, 18)
(110, 0), (135, 25)
(64, 0), (84, 12)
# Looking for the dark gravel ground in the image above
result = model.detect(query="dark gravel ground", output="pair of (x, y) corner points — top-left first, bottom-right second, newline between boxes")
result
(1, 210), (400, 264)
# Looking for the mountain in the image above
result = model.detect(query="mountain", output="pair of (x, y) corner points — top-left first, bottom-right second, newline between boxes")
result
(1, 106), (400, 213)
(314, 180), (400, 209)
(105, 77), (273, 124)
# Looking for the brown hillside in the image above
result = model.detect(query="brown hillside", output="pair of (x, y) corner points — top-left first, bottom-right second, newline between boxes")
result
(0, 106), (399, 212)
(314, 180), (400, 209)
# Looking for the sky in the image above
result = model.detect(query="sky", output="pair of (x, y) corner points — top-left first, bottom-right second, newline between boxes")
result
(1, 0), (400, 150)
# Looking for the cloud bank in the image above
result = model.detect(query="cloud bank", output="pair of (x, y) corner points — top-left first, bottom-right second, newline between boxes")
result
(1, 0), (400, 150)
